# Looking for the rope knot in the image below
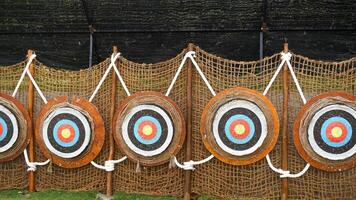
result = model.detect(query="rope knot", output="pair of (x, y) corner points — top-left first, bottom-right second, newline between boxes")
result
(185, 51), (196, 59)
(281, 52), (292, 62)
(27, 162), (37, 172)
(104, 160), (115, 172)
(182, 160), (196, 170)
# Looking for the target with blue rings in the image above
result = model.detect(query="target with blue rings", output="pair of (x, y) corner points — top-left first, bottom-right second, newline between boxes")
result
(114, 92), (186, 166)
(42, 107), (91, 159)
(0, 93), (30, 163)
(294, 92), (356, 171)
(308, 104), (356, 160)
(0, 104), (19, 153)
(201, 87), (280, 165)
(122, 104), (173, 157)
(213, 100), (267, 156)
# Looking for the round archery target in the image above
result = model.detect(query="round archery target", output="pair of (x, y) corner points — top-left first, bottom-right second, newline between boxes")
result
(42, 107), (91, 158)
(212, 100), (267, 156)
(0, 105), (19, 153)
(294, 92), (356, 171)
(114, 92), (185, 166)
(201, 87), (279, 165)
(35, 96), (105, 168)
(0, 93), (30, 163)
(122, 104), (173, 157)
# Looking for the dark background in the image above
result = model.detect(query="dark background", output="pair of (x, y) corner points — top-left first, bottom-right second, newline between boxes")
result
(0, 0), (355, 69)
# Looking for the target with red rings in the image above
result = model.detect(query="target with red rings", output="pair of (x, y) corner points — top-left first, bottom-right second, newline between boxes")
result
(294, 92), (356, 171)
(114, 92), (185, 166)
(201, 87), (279, 165)
(0, 93), (30, 162)
(35, 96), (105, 168)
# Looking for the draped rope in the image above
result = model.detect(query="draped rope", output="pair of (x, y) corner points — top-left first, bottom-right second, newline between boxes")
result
(263, 51), (310, 178)
(12, 53), (48, 104)
(89, 52), (130, 103)
(23, 148), (50, 172)
(90, 156), (127, 172)
(12, 53), (50, 171)
(166, 51), (216, 170)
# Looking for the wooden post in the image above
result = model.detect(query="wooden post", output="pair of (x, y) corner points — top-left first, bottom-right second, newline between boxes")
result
(27, 50), (36, 192)
(281, 42), (289, 200)
(106, 46), (118, 197)
(184, 43), (194, 200)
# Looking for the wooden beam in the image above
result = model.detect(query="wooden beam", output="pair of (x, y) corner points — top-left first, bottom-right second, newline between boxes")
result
(184, 43), (194, 200)
(27, 49), (36, 192)
(281, 42), (289, 200)
(106, 46), (119, 197)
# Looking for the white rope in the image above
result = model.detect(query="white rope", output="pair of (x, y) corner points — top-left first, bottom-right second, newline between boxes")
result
(165, 51), (217, 97)
(165, 52), (190, 96)
(265, 154), (289, 175)
(23, 149), (50, 172)
(188, 52), (217, 96)
(263, 52), (310, 178)
(262, 53), (287, 96)
(12, 53), (48, 104)
(172, 155), (214, 170)
(285, 57), (307, 104)
(111, 56), (131, 96)
(90, 156), (127, 172)
(280, 163), (311, 178)
(89, 53), (126, 102)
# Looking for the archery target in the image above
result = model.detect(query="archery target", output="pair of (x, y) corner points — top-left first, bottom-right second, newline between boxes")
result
(35, 96), (105, 168)
(0, 93), (30, 162)
(114, 92), (185, 166)
(42, 107), (91, 158)
(201, 87), (279, 165)
(212, 100), (268, 156)
(294, 92), (356, 171)
(0, 104), (19, 153)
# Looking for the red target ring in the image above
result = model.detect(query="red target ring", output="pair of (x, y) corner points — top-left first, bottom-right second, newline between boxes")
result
(229, 120), (250, 139)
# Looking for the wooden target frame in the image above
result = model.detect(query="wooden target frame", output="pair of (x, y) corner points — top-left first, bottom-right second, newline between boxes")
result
(294, 92), (356, 172)
(113, 91), (186, 166)
(35, 96), (105, 168)
(0, 93), (30, 162)
(201, 87), (280, 165)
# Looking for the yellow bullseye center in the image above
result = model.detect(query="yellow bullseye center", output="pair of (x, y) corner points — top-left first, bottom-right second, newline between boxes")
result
(142, 125), (153, 136)
(331, 127), (343, 138)
(61, 128), (71, 139)
(234, 124), (245, 135)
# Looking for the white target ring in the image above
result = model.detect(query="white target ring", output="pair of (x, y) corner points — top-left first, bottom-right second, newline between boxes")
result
(308, 104), (356, 160)
(0, 105), (19, 153)
(121, 104), (174, 157)
(42, 107), (91, 159)
(212, 100), (268, 156)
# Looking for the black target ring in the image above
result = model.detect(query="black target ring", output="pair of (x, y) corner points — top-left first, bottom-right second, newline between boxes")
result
(113, 91), (185, 166)
(0, 93), (30, 163)
(294, 92), (356, 171)
(35, 96), (105, 168)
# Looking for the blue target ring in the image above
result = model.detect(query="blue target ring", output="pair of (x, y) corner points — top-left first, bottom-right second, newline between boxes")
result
(320, 116), (352, 148)
(53, 119), (80, 148)
(0, 118), (8, 142)
(133, 115), (162, 145)
(224, 114), (255, 144)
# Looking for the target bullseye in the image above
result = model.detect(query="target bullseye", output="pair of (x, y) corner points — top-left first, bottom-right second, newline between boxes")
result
(201, 87), (279, 165)
(114, 91), (186, 166)
(35, 96), (105, 168)
(294, 92), (356, 171)
(0, 93), (30, 163)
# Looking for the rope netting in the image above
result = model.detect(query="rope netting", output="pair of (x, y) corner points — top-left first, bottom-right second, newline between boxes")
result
(0, 46), (354, 199)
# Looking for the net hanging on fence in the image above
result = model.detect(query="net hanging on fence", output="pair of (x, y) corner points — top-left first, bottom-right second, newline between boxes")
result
(0, 45), (355, 200)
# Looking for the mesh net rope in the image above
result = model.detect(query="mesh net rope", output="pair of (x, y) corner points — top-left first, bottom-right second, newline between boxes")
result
(0, 47), (354, 199)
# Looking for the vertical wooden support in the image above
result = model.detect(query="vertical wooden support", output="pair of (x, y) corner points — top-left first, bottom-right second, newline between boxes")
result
(184, 43), (194, 200)
(106, 46), (118, 197)
(27, 50), (36, 192)
(281, 42), (289, 200)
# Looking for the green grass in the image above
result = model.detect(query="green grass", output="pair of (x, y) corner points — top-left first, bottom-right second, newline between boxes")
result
(0, 190), (214, 200)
